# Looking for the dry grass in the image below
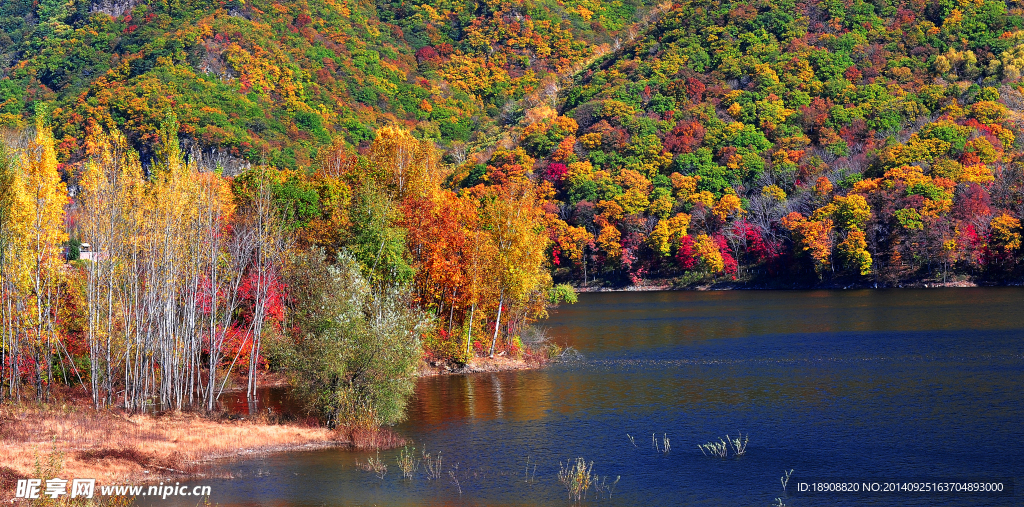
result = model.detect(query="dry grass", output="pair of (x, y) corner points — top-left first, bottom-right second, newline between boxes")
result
(0, 403), (343, 490)
(418, 354), (547, 377)
(0, 466), (22, 493)
(339, 425), (407, 450)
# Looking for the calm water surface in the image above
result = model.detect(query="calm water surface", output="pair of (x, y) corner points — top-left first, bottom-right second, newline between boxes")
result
(157, 289), (1024, 506)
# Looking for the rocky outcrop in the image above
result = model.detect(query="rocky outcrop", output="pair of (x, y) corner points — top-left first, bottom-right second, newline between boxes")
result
(90, 0), (141, 18)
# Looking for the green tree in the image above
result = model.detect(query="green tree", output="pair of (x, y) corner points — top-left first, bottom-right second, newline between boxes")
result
(278, 249), (425, 428)
(348, 179), (414, 284)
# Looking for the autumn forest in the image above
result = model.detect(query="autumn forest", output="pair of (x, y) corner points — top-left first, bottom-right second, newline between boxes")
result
(3, 0), (1024, 421)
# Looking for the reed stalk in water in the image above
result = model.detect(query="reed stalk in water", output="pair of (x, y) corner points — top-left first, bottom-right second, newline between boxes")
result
(558, 457), (594, 503)
(396, 445), (418, 479)
(422, 448), (443, 480)
(523, 455), (537, 483)
(781, 468), (793, 492)
(698, 438), (728, 458)
(728, 432), (748, 456)
(356, 451), (388, 480)
(698, 432), (750, 457)
(594, 474), (621, 499)
(448, 462), (462, 495)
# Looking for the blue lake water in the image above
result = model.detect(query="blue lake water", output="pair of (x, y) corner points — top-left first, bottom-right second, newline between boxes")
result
(155, 288), (1024, 506)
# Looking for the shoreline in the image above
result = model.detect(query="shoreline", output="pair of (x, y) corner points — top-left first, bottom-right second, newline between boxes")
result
(0, 403), (348, 496)
(9, 279), (1002, 498)
(572, 279), (998, 292)
(418, 353), (549, 377)
(1, 359), (549, 498)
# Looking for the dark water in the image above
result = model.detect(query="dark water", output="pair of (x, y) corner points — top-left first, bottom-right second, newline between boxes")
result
(156, 289), (1024, 506)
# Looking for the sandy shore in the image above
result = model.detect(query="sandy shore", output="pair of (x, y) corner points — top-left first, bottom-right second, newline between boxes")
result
(0, 404), (345, 496)
(418, 353), (548, 377)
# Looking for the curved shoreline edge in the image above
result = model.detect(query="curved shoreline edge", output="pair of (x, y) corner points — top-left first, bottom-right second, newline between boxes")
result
(572, 279), (995, 292)
(1, 357), (550, 498)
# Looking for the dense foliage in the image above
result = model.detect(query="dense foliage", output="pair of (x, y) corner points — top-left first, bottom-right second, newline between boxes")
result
(0, 121), (561, 425)
(6, 0), (1024, 423)
(461, 0), (1024, 286)
(278, 249), (424, 427)
(0, 0), (659, 168)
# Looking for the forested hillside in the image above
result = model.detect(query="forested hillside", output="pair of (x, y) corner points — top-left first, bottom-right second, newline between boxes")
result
(4, 0), (1024, 418)
(0, 0), (654, 420)
(4, 0), (1022, 288)
(478, 0), (1024, 286)
(0, 0), (653, 167)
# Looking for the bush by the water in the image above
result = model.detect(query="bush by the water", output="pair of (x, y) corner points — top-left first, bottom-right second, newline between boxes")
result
(274, 249), (426, 428)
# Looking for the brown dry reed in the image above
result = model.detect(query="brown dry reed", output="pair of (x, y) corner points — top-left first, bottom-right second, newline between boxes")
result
(341, 425), (407, 450)
(356, 451), (388, 480)
(4, 441), (136, 506)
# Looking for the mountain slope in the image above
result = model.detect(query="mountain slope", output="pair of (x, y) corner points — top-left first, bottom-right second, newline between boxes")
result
(0, 0), (660, 168)
(456, 0), (1024, 285)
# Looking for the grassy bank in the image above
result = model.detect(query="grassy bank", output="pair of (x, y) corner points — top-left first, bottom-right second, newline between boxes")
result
(0, 402), (344, 496)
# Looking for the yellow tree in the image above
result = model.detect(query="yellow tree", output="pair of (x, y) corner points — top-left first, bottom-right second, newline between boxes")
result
(115, 139), (149, 412)
(477, 180), (552, 357)
(462, 208), (499, 357)
(78, 126), (144, 407)
(16, 118), (69, 399)
(0, 139), (28, 400)
(782, 212), (833, 275)
(837, 230), (872, 276)
(142, 117), (193, 410)
(369, 126), (442, 200)
(692, 234), (724, 273)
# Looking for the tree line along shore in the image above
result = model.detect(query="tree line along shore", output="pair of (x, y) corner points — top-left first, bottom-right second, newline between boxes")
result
(1, 117), (572, 494)
(0, 115), (573, 453)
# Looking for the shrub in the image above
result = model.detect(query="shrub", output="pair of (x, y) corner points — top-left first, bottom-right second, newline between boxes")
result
(423, 328), (470, 365)
(277, 249), (426, 428)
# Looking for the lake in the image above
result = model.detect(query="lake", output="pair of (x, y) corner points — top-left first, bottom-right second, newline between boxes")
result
(153, 288), (1024, 506)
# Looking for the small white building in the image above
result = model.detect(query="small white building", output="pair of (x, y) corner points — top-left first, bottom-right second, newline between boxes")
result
(79, 242), (107, 262)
